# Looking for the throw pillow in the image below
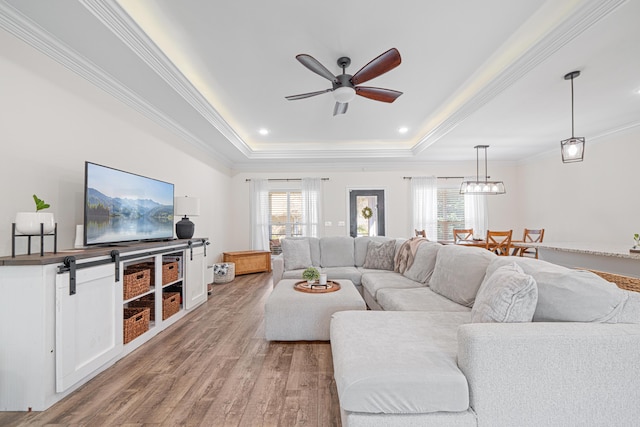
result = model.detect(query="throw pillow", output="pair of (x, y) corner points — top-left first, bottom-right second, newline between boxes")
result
(363, 240), (396, 270)
(471, 263), (538, 323)
(281, 238), (313, 270)
(402, 242), (441, 283)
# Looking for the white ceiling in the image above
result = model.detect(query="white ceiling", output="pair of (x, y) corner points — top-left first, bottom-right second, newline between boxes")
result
(2, 0), (639, 171)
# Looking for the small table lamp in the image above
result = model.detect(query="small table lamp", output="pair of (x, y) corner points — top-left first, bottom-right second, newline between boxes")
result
(175, 196), (200, 239)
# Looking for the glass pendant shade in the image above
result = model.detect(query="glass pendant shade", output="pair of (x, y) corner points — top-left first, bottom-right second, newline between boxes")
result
(561, 71), (585, 163)
(460, 180), (506, 195)
(561, 136), (585, 163)
(460, 145), (506, 195)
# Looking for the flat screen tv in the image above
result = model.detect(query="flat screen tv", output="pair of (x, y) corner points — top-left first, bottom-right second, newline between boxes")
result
(84, 162), (175, 246)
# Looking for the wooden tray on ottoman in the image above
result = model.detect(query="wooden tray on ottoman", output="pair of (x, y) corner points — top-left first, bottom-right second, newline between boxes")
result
(294, 280), (341, 293)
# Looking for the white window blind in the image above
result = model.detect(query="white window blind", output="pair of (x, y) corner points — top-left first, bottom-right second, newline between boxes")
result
(437, 188), (465, 240)
(269, 191), (303, 241)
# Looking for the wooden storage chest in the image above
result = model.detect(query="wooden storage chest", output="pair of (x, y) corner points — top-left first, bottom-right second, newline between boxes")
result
(222, 250), (271, 275)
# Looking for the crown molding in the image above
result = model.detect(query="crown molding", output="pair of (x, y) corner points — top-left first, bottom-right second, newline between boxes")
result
(0, 0), (234, 168)
(80, 0), (252, 158)
(411, 0), (626, 155)
(246, 147), (415, 160)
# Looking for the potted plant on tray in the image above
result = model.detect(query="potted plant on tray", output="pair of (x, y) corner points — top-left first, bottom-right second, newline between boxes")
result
(14, 194), (55, 235)
(302, 267), (320, 285)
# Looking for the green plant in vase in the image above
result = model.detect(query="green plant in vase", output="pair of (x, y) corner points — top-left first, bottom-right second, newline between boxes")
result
(302, 267), (320, 284)
(634, 233), (640, 249)
(33, 194), (50, 211)
(15, 194), (55, 235)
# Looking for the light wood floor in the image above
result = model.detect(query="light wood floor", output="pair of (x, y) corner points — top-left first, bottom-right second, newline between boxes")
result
(0, 273), (342, 427)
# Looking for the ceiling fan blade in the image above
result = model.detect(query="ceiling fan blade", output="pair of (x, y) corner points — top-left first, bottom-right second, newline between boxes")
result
(285, 89), (332, 100)
(333, 102), (348, 116)
(296, 54), (337, 82)
(351, 48), (402, 86)
(355, 86), (403, 103)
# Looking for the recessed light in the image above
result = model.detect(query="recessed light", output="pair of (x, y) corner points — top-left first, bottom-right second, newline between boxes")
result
(398, 127), (409, 134)
(258, 128), (269, 136)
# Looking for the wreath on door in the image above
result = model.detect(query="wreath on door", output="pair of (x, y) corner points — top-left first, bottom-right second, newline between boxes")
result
(361, 206), (373, 219)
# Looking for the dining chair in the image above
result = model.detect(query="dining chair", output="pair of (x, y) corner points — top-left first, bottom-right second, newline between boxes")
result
(453, 228), (473, 243)
(516, 228), (545, 258)
(485, 230), (513, 256)
(415, 229), (426, 238)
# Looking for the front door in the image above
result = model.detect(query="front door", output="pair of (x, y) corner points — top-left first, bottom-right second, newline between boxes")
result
(349, 190), (385, 237)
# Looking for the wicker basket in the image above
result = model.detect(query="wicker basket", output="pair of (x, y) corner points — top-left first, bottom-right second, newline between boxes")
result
(128, 260), (180, 286)
(161, 261), (180, 285)
(588, 269), (640, 293)
(213, 262), (235, 284)
(128, 292), (181, 321)
(123, 268), (151, 300)
(123, 307), (150, 344)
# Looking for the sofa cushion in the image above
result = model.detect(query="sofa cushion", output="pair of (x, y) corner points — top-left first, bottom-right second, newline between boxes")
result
(362, 272), (424, 300)
(354, 236), (396, 267)
(323, 267), (363, 286)
(320, 236), (355, 267)
(484, 257), (633, 323)
(331, 310), (471, 414)
(281, 238), (312, 270)
(377, 287), (472, 312)
(429, 245), (496, 307)
(402, 241), (441, 283)
(472, 263), (538, 323)
(618, 291), (640, 323)
(362, 240), (396, 270)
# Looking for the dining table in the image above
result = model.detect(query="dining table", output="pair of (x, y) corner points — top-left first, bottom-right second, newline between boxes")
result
(437, 239), (487, 248)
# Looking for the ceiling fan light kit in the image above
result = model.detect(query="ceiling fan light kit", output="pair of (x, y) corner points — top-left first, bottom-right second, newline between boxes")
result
(333, 86), (356, 103)
(560, 70), (585, 163)
(285, 48), (403, 116)
(460, 145), (506, 195)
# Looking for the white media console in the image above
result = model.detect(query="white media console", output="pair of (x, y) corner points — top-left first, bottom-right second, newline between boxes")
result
(0, 238), (209, 411)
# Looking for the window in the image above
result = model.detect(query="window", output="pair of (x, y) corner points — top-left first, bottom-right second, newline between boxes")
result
(437, 188), (465, 241)
(269, 191), (302, 253)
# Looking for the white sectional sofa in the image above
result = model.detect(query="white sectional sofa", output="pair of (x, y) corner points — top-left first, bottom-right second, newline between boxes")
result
(272, 236), (640, 426)
(272, 235), (402, 294)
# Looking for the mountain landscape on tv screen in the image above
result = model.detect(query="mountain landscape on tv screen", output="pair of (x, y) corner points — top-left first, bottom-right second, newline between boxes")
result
(86, 188), (173, 222)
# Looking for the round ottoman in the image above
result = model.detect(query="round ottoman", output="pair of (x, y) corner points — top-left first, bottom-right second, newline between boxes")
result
(213, 262), (235, 284)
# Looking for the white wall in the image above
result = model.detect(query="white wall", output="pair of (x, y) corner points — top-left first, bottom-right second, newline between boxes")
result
(0, 29), (231, 262)
(516, 126), (640, 246)
(229, 164), (519, 250)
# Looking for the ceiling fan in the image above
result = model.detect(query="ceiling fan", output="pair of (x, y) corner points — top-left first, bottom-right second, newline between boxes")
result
(285, 48), (403, 116)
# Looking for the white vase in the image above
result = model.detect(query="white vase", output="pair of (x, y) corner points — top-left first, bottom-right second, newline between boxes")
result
(14, 212), (55, 235)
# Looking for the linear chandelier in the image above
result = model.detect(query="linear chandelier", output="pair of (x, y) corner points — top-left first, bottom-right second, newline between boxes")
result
(560, 70), (585, 163)
(460, 145), (506, 195)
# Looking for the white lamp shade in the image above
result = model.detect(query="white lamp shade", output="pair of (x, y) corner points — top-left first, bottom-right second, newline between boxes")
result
(175, 196), (200, 217)
(333, 86), (356, 103)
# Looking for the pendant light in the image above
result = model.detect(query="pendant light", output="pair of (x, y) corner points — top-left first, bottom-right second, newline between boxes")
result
(460, 145), (506, 195)
(560, 70), (585, 163)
